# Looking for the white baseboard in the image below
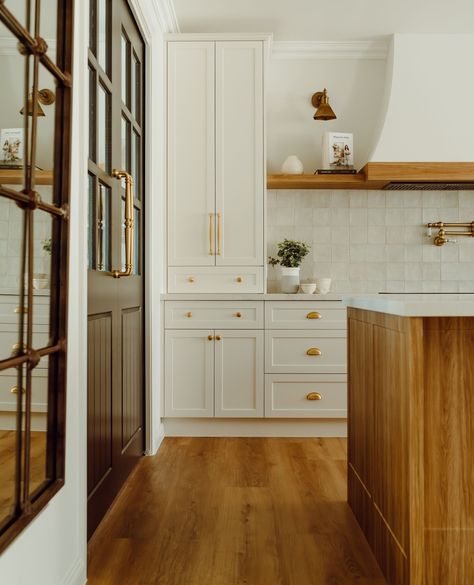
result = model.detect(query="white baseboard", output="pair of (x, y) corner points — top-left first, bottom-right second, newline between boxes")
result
(163, 418), (347, 438)
(61, 557), (86, 585)
(147, 421), (166, 455)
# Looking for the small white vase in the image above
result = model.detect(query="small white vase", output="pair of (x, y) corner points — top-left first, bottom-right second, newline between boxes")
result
(281, 155), (304, 175)
(280, 266), (300, 293)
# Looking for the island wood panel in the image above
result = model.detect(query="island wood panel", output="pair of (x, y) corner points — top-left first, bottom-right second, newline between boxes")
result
(423, 318), (474, 585)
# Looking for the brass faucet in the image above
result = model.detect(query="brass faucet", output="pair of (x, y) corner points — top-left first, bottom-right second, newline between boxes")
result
(427, 221), (474, 246)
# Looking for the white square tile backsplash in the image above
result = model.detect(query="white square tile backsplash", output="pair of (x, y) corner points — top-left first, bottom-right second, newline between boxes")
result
(267, 190), (474, 293)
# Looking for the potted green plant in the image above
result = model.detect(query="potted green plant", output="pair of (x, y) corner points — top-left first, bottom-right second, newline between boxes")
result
(268, 238), (311, 293)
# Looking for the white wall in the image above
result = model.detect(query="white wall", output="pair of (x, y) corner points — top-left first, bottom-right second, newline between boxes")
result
(266, 56), (386, 173)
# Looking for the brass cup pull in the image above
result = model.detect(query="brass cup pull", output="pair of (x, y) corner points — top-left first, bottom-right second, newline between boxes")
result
(306, 312), (322, 320)
(208, 335), (213, 341)
(306, 392), (322, 401)
(306, 347), (322, 356)
(215, 335), (222, 341)
(186, 312), (192, 318)
(10, 386), (26, 395)
(234, 312), (242, 318)
(110, 169), (134, 278)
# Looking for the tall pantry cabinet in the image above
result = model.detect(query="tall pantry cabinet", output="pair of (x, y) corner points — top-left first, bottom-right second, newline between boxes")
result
(166, 35), (267, 293)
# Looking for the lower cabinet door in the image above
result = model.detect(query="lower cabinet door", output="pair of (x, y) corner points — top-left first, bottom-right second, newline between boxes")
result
(165, 330), (215, 417)
(214, 329), (264, 417)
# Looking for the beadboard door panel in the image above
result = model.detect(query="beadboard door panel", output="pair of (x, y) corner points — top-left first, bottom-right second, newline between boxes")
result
(167, 42), (216, 266)
(214, 330), (264, 417)
(215, 41), (264, 267)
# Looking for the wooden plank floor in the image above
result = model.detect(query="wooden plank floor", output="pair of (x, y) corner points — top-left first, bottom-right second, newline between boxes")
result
(88, 438), (387, 585)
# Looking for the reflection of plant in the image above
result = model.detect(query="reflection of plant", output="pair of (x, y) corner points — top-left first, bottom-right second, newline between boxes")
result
(268, 239), (311, 268)
(42, 238), (52, 255)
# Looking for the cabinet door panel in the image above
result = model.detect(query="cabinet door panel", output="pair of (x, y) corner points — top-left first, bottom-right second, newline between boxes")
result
(215, 42), (264, 267)
(215, 330), (264, 417)
(165, 330), (214, 417)
(168, 42), (215, 266)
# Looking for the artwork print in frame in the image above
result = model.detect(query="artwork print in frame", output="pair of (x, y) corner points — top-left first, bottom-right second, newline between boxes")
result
(0, 128), (24, 168)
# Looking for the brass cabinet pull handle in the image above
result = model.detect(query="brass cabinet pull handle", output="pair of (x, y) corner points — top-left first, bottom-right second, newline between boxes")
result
(110, 169), (134, 278)
(235, 312), (242, 318)
(306, 392), (322, 401)
(208, 335), (214, 341)
(209, 213), (214, 255)
(215, 335), (222, 341)
(306, 312), (322, 320)
(306, 347), (322, 356)
(14, 306), (28, 314)
(217, 212), (221, 255)
(186, 312), (192, 318)
(10, 386), (26, 395)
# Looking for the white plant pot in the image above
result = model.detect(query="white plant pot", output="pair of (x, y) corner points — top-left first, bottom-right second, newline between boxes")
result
(280, 266), (300, 293)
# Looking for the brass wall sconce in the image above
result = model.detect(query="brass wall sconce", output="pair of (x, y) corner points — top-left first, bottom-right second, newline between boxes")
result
(20, 88), (56, 117)
(427, 221), (474, 246)
(311, 88), (337, 120)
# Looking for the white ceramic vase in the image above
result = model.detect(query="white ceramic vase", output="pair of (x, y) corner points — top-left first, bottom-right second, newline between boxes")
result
(281, 155), (304, 175)
(280, 266), (300, 293)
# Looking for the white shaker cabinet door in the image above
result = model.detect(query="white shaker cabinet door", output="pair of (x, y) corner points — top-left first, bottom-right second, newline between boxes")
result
(165, 330), (215, 417)
(214, 330), (264, 417)
(215, 42), (264, 267)
(167, 42), (216, 266)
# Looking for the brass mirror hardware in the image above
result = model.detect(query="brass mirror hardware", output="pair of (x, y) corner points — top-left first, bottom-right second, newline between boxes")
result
(20, 88), (56, 116)
(215, 335), (222, 341)
(208, 335), (214, 341)
(188, 276), (195, 283)
(110, 169), (134, 278)
(209, 213), (213, 255)
(306, 347), (322, 356)
(306, 392), (322, 401)
(14, 306), (28, 314)
(427, 221), (474, 246)
(217, 212), (222, 255)
(185, 312), (192, 318)
(10, 386), (26, 395)
(236, 276), (243, 283)
(311, 88), (337, 121)
(306, 311), (322, 320)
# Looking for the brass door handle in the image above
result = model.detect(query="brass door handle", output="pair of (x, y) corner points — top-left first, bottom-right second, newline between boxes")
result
(110, 169), (134, 278)
(306, 392), (322, 401)
(306, 312), (322, 320)
(209, 213), (214, 255)
(306, 347), (322, 356)
(217, 212), (221, 256)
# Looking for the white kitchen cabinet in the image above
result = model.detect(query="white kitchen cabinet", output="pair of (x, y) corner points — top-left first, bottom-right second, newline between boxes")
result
(164, 330), (215, 417)
(167, 37), (265, 292)
(215, 330), (264, 417)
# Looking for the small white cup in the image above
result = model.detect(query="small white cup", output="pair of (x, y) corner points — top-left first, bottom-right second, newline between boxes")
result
(315, 278), (332, 295)
(300, 283), (316, 294)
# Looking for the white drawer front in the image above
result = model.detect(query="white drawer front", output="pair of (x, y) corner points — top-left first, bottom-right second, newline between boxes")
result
(265, 374), (347, 418)
(265, 301), (346, 330)
(265, 330), (347, 374)
(168, 267), (264, 293)
(165, 301), (263, 329)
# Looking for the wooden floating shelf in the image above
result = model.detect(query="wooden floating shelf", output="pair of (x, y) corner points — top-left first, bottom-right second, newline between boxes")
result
(0, 169), (54, 186)
(268, 163), (474, 190)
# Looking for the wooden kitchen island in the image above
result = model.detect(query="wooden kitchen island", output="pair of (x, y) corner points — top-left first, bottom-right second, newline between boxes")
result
(344, 295), (474, 585)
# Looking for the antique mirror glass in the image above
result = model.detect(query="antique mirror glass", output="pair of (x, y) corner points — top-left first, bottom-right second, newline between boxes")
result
(0, 0), (73, 551)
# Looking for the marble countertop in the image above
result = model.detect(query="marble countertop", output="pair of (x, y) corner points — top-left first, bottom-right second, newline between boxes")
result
(161, 293), (343, 301)
(343, 294), (474, 317)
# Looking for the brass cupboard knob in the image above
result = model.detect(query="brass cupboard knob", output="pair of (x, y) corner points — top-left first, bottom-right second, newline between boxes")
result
(234, 312), (242, 318)
(236, 276), (243, 283)
(306, 312), (321, 320)
(186, 312), (192, 318)
(306, 392), (322, 401)
(188, 277), (195, 283)
(215, 335), (222, 341)
(306, 347), (322, 356)
(208, 335), (214, 341)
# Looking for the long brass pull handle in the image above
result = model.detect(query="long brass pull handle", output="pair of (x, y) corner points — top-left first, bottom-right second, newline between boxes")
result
(306, 312), (322, 320)
(209, 213), (214, 255)
(110, 169), (134, 278)
(217, 212), (221, 256)
(306, 392), (322, 401)
(306, 347), (322, 356)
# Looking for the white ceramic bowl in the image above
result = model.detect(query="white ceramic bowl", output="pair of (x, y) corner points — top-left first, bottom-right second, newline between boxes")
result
(315, 278), (332, 294)
(300, 283), (316, 294)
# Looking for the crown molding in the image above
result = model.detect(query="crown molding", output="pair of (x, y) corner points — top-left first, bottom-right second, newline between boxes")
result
(272, 40), (389, 60)
(152, 0), (180, 33)
(0, 36), (56, 56)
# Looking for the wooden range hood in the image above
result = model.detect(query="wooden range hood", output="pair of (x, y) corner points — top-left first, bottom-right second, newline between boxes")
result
(267, 162), (474, 191)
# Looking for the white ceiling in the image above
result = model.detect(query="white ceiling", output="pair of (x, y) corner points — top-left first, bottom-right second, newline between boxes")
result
(172, 0), (474, 41)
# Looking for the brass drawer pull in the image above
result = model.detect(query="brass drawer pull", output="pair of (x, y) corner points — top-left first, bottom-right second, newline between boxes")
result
(14, 306), (28, 314)
(236, 276), (243, 283)
(208, 335), (214, 341)
(306, 347), (322, 356)
(10, 386), (26, 395)
(306, 311), (322, 320)
(306, 392), (322, 401)
(215, 335), (222, 341)
(185, 312), (192, 318)
(234, 312), (242, 318)
(188, 277), (195, 283)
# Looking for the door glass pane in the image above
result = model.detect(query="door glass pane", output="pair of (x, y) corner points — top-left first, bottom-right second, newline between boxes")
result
(97, 183), (111, 272)
(97, 0), (109, 75)
(40, 0), (57, 58)
(88, 174), (96, 269)
(121, 33), (130, 107)
(29, 356), (50, 499)
(131, 52), (141, 120)
(33, 210), (54, 350)
(121, 116), (130, 172)
(89, 69), (96, 163)
(131, 131), (141, 200)
(133, 207), (140, 275)
(98, 83), (111, 172)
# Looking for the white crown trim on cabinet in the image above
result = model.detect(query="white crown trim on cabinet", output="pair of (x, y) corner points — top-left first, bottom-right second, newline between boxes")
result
(272, 40), (389, 60)
(151, 0), (180, 33)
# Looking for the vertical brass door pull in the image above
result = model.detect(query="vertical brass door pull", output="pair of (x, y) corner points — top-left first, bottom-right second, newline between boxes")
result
(110, 169), (134, 278)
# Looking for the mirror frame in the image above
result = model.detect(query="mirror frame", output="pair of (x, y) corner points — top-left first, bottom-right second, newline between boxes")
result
(0, 0), (73, 553)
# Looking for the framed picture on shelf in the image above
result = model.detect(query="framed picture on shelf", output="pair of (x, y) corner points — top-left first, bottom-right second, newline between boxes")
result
(0, 128), (24, 168)
(322, 132), (354, 170)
